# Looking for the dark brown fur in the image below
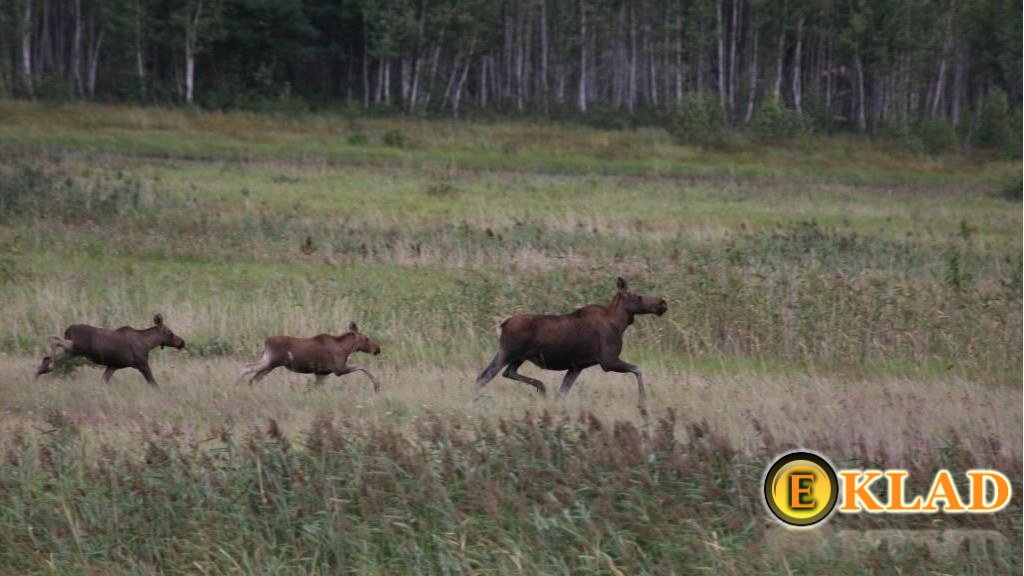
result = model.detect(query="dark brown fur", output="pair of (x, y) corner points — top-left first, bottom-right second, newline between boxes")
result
(35, 314), (186, 386)
(240, 322), (382, 392)
(476, 277), (667, 404)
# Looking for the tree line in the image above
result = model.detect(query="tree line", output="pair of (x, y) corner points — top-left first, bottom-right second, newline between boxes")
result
(1, 0), (1020, 131)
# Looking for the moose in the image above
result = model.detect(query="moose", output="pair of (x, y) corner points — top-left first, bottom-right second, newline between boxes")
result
(239, 322), (383, 392)
(35, 314), (186, 386)
(476, 277), (667, 405)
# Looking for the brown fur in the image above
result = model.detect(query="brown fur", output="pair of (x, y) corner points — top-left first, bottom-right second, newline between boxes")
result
(476, 277), (667, 405)
(240, 322), (382, 392)
(35, 314), (186, 386)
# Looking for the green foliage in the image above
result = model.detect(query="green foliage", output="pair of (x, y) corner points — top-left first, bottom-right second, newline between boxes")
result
(974, 89), (1018, 157)
(999, 176), (1023, 201)
(916, 119), (958, 155)
(747, 100), (810, 142)
(382, 129), (407, 148)
(0, 163), (143, 222)
(346, 131), (369, 146)
(670, 94), (724, 146)
(34, 75), (75, 105)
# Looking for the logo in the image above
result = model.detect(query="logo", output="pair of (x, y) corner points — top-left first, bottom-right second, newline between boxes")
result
(763, 451), (1013, 528)
(763, 451), (839, 527)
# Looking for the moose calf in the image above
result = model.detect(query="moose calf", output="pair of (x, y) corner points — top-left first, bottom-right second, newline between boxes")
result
(240, 322), (383, 392)
(35, 314), (186, 386)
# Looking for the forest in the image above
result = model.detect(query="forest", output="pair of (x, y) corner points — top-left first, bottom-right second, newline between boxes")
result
(0, 0), (1020, 132)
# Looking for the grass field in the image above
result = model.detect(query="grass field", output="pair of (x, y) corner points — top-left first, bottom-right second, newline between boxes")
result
(0, 102), (1020, 573)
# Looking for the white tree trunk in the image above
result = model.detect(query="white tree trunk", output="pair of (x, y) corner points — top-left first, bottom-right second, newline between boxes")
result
(715, 0), (727, 117)
(184, 0), (203, 104)
(452, 37), (477, 121)
(854, 52), (866, 132)
(87, 27), (104, 98)
(729, 0), (739, 114)
(675, 12), (683, 104)
(539, 0), (549, 112)
(745, 21), (758, 124)
(21, 0), (33, 98)
(72, 0), (83, 96)
(577, 0), (587, 112)
(791, 16), (803, 112)
(135, 0), (146, 97)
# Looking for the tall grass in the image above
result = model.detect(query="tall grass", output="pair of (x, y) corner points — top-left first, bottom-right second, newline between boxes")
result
(1, 160), (1018, 380)
(0, 411), (1018, 574)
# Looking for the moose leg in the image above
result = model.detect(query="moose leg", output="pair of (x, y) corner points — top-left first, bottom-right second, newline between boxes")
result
(240, 351), (275, 385)
(557, 368), (583, 399)
(249, 366), (276, 385)
(334, 365), (381, 393)
(136, 363), (158, 387)
(101, 367), (117, 383)
(476, 349), (506, 389)
(502, 360), (547, 396)
(35, 356), (54, 377)
(599, 358), (646, 406)
(36, 338), (74, 377)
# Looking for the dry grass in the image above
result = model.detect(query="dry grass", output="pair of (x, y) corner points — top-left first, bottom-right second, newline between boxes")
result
(2, 355), (1019, 463)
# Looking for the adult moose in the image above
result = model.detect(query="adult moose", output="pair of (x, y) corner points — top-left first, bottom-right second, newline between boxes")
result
(240, 322), (383, 392)
(35, 314), (186, 386)
(476, 277), (667, 405)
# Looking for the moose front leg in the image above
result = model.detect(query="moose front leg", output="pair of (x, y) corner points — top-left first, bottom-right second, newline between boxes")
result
(599, 358), (646, 406)
(136, 363), (158, 387)
(101, 367), (118, 383)
(335, 364), (381, 393)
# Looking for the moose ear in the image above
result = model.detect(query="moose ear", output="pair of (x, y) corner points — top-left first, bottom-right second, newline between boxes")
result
(349, 321), (358, 332)
(153, 313), (164, 326)
(616, 277), (628, 291)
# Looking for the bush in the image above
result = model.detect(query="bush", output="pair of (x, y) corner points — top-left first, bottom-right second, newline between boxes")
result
(915, 119), (958, 155)
(0, 163), (143, 222)
(998, 176), (1022, 201)
(383, 129), (406, 148)
(347, 132), (369, 146)
(670, 95), (724, 146)
(746, 100), (809, 142)
(974, 89), (1017, 157)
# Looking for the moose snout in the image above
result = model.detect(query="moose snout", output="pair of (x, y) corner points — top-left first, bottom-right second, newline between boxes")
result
(175, 339), (186, 349)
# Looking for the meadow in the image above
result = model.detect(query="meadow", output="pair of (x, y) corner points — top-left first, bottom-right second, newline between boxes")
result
(0, 102), (1020, 574)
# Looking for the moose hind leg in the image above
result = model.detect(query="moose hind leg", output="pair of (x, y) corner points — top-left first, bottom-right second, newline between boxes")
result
(503, 360), (547, 396)
(476, 349), (507, 389)
(37, 338), (74, 377)
(557, 368), (583, 399)
(600, 358), (646, 406)
(101, 367), (117, 383)
(35, 355), (54, 377)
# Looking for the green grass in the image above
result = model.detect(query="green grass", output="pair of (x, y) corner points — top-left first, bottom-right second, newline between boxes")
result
(0, 102), (1020, 573)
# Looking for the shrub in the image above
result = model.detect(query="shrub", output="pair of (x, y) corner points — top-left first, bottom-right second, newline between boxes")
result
(974, 89), (1017, 156)
(0, 163), (143, 222)
(915, 119), (958, 155)
(670, 94), (724, 146)
(347, 132), (369, 146)
(383, 129), (406, 148)
(746, 100), (809, 142)
(998, 176), (1022, 201)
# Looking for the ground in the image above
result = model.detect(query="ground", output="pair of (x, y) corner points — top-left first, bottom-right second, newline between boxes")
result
(0, 102), (1020, 574)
